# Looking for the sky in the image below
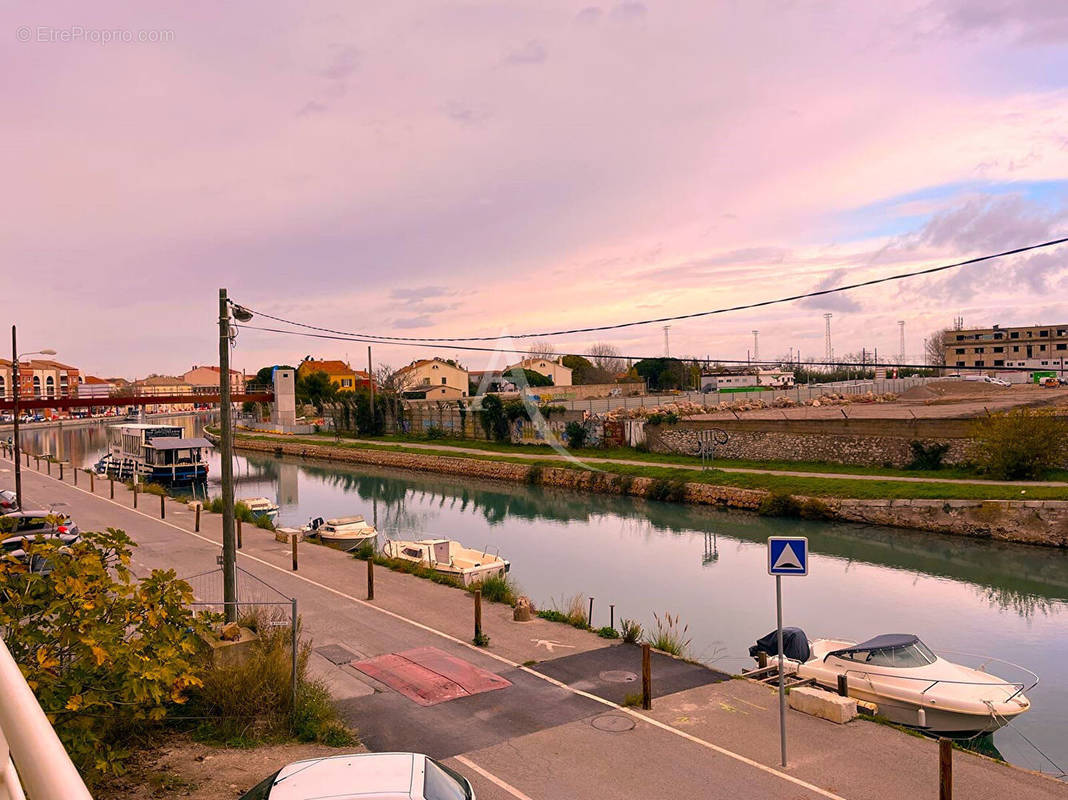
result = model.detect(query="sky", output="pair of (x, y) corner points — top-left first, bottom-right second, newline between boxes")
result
(4, 0), (1068, 378)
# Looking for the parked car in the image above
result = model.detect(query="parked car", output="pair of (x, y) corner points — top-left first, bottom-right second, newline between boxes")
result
(987, 377), (1012, 387)
(0, 510), (79, 538)
(0, 490), (17, 512)
(240, 753), (474, 800)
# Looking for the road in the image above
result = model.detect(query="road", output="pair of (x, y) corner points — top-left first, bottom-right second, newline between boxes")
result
(4, 456), (1066, 800)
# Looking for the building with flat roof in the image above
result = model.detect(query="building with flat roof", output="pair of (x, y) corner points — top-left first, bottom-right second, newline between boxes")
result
(944, 324), (1068, 373)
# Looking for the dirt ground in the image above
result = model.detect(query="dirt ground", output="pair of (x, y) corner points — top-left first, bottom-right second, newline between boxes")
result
(96, 735), (363, 800)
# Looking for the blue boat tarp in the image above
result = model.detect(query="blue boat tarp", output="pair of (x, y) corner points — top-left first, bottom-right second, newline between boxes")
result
(749, 627), (810, 662)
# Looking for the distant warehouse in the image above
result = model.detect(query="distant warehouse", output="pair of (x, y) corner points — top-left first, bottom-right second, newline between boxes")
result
(944, 324), (1068, 374)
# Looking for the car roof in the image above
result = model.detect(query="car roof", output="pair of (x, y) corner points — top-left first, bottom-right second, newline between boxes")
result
(267, 752), (420, 800)
(1, 510), (52, 518)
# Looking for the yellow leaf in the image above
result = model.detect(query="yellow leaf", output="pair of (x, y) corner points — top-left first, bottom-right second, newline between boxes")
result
(66, 695), (83, 711)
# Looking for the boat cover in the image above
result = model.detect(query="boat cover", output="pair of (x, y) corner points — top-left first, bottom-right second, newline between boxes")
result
(146, 437), (214, 450)
(749, 627), (810, 662)
(828, 634), (919, 658)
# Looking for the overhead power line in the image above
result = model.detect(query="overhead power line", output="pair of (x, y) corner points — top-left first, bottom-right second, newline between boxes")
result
(233, 236), (1068, 343)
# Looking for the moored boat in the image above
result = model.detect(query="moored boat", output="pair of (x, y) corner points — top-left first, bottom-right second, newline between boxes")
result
(238, 496), (279, 521)
(303, 515), (377, 546)
(95, 424), (211, 485)
(382, 538), (509, 586)
(748, 629), (1036, 735)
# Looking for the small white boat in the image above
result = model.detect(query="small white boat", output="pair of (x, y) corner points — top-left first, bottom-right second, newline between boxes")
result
(304, 515), (377, 546)
(382, 539), (509, 586)
(749, 630), (1035, 734)
(237, 497), (280, 521)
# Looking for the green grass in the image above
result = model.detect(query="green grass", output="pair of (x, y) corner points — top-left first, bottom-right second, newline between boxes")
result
(359, 552), (519, 605)
(230, 431), (1068, 500)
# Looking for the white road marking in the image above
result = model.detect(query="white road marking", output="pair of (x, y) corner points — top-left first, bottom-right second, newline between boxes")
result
(531, 639), (575, 653)
(12, 458), (849, 800)
(454, 755), (536, 800)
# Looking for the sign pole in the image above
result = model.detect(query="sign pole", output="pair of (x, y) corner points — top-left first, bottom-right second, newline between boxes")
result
(776, 574), (787, 767)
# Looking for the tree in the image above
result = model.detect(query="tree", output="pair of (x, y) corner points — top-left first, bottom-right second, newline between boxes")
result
(562, 354), (614, 385)
(588, 343), (624, 375)
(926, 328), (949, 367)
(633, 358), (688, 391)
(970, 408), (1068, 479)
(297, 370), (337, 412)
(526, 341), (558, 360)
(254, 364), (296, 387)
(0, 528), (207, 780)
(505, 367), (553, 388)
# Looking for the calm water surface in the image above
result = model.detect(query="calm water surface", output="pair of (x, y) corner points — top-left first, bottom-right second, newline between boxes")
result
(21, 416), (1068, 778)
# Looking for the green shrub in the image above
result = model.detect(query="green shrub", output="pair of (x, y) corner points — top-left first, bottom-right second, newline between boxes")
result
(140, 482), (169, 497)
(647, 612), (692, 658)
(970, 408), (1068, 480)
(564, 421), (588, 449)
(292, 681), (358, 746)
(646, 478), (687, 503)
(475, 574), (518, 605)
(757, 492), (802, 518)
(799, 497), (833, 520)
(596, 626), (620, 639)
(907, 441), (950, 471)
(353, 541), (376, 560)
(538, 594), (589, 629)
(526, 464), (544, 485)
(622, 692), (642, 707)
(473, 632), (490, 647)
(425, 426), (447, 440)
(620, 618), (643, 644)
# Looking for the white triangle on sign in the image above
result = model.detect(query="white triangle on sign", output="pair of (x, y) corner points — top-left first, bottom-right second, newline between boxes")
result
(773, 543), (803, 570)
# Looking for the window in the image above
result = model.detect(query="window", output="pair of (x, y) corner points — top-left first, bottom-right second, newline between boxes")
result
(1058, 329), (1066, 336)
(1040, 345), (1047, 352)
(993, 347), (1003, 353)
(1058, 344), (1067, 351)
(955, 348), (965, 355)
(866, 641), (937, 668)
(423, 758), (469, 800)
(955, 361), (964, 367)
(1013, 346), (1019, 352)
(1011, 332), (1020, 339)
(956, 335), (965, 341)
(441, 377), (447, 385)
(994, 360), (1004, 366)
(974, 360), (985, 367)
(974, 347), (984, 354)
(341, 379), (352, 388)
(1040, 330), (1049, 336)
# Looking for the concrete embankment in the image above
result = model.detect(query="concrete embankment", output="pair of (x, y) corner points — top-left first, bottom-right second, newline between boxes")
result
(228, 434), (1068, 548)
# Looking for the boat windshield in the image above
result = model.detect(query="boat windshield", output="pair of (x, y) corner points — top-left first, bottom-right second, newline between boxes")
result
(846, 641), (937, 668)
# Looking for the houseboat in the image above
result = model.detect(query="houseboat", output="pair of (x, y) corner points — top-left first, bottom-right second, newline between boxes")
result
(94, 424), (212, 485)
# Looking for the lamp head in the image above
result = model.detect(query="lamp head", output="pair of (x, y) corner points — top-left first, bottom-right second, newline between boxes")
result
(231, 305), (254, 323)
(39, 349), (57, 356)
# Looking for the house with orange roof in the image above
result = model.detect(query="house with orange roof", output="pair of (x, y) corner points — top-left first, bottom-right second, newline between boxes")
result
(297, 358), (374, 391)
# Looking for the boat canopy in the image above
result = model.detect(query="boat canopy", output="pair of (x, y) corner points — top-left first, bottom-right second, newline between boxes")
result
(146, 437), (214, 450)
(829, 634), (919, 657)
(749, 627), (810, 662)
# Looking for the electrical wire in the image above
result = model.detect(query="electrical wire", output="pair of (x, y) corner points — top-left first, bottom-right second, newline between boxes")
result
(233, 322), (1034, 373)
(231, 236), (1068, 343)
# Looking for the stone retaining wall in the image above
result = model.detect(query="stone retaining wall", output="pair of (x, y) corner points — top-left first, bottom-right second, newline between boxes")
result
(230, 435), (1068, 547)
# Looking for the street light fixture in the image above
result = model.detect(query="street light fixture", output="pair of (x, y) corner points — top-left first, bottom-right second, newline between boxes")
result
(10, 326), (57, 511)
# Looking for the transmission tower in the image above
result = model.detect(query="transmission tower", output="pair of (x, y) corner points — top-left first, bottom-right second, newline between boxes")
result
(823, 313), (833, 363)
(898, 320), (905, 363)
(752, 330), (759, 363)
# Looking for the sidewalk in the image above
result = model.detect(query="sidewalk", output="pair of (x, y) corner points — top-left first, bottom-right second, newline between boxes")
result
(7, 457), (1067, 800)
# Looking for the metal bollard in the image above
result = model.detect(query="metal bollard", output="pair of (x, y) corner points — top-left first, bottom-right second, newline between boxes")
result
(367, 556), (374, 600)
(195, 505), (201, 532)
(160, 494), (166, 519)
(109, 478), (115, 499)
(133, 483), (138, 508)
(474, 589), (483, 642)
(237, 519), (242, 550)
(59, 463), (64, 481)
(291, 535), (298, 571)
(758, 651), (768, 669)
(610, 604), (615, 630)
(588, 597), (594, 628)
(47, 460), (51, 475)
(837, 674), (849, 697)
(73, 466), (77, 486)
(642, 643), (652, 710)
(939, 738), (952, 800)
(89, 471), (94, 493)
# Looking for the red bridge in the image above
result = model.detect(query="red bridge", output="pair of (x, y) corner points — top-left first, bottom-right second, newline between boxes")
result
(0, 392), (274, 412)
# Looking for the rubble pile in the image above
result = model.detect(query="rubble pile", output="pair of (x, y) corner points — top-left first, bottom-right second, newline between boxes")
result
(604, 391), (898, 420)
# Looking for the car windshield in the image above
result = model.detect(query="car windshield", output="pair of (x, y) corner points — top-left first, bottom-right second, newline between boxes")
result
(423, 758), (470, 800)
(865, 641), (937, 668)
(237, 769), (282, 800)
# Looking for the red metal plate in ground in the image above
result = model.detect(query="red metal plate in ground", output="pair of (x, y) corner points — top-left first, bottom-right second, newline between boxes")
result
(351, 647), (512, 706)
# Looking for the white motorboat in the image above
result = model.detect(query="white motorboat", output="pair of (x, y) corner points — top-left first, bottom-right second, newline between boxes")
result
(749, 630), (1035, 734)
(237, 497), (279, 522)
(303, 515), (377, 546)
(382, 538), (509, 586)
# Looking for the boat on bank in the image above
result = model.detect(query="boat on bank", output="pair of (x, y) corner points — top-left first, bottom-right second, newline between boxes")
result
(238, 496), (279, 522)
(94, 424), (211, 485)
(748, 629), (1036, 734)
(303, 515), (377, 545)
(382, 538), (509, 586)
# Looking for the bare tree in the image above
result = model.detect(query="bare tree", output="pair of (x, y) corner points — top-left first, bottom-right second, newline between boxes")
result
(588, 342), (624, 374)
(925, 328), (949, 366)
(526, 341), (558, 361)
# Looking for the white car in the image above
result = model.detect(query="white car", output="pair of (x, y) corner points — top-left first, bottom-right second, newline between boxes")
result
(240, 752), (474, 800)
(987, 377), (1011, 387)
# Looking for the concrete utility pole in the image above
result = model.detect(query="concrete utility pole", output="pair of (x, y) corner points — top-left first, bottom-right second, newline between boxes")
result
(752, 330), (760, 363)
(219, 289), (237, 622)
(824, 314), (833, 364)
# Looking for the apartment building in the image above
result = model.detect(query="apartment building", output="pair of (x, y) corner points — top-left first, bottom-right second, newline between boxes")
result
(0, 359), (81, 401)
(944, 324), (1068, 372)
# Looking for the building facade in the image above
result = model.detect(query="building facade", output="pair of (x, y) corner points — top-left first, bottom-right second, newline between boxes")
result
(394, 358), (469, 397)
(503, 357), (573, 387)
(129, 376), (196, 412)
(0, 359), (81, 402)
(297, 359), (373, 391)
(183, 365), (246, 394)
(944, 324), (1068, 372)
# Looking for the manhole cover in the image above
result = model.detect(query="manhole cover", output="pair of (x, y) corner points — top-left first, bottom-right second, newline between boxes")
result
(316, 644), (358, 665)
(592, 714), (636, 732)
(599, 670), (638, 684)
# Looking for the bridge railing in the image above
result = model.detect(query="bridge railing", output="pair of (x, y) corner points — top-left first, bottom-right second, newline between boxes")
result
(0, 638), (91, 800)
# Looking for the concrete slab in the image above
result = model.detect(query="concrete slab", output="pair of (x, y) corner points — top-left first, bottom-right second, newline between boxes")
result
(315, 643), (362, 665)
(532, 643), (729, 704)
(305, 651), (375, 701)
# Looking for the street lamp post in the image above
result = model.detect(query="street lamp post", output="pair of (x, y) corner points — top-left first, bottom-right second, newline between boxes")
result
(10, 325), (56, 510)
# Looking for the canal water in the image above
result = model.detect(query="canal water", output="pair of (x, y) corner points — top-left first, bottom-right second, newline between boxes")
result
(18, 416), (1068, 778)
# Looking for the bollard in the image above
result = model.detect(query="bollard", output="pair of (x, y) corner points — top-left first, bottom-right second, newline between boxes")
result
(237, 519), (243, 550)
(837, 674), (849, 697)
(89, 471), (94, 493)
(939, 738), (952, 800)
(474, 589), (483, 642)
(588, 597), (594, 628)
(195, 505), (201, 532)
(73, 466), (77, 486)
(46, 460), (51, 476)
(291, 535), (298, 571)
(109, 478), (115, 499)
(610, 604), (615, 630)
(133, 483), (138, 509)
(367, 556), (374, 600)
(758, 651), (768, 669)
(59, 463), (63, 481)
(160, 494), (166, 520)
(641, 643), (652, 710)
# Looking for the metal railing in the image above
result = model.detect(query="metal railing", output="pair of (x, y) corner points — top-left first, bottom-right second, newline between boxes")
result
(0, 638), (91, 800)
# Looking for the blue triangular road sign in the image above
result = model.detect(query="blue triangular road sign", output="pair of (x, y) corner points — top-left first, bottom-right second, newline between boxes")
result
(768, 537), (808, 576)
